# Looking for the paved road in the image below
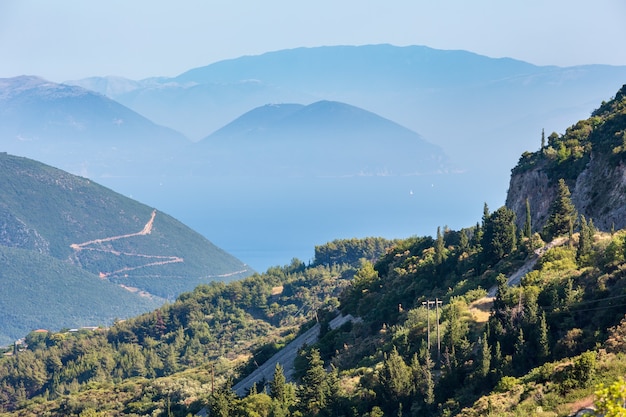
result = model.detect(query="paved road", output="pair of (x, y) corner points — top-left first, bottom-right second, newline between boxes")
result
(232, 313), (357, 396)
(486, 237), (566, 297)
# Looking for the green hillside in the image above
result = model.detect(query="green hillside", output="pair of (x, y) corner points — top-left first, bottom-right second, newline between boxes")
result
(2, 87), (626, 416)
(0, 152), (251, 342)
(0, 245), (161, 346)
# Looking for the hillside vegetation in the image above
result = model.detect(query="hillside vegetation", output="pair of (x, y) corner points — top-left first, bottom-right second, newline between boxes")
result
(2, 87), (626, 416)
(0, 153), (251, 343)
(507, 84), (626, 233)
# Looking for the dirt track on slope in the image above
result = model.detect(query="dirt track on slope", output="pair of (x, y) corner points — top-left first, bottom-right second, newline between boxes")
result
(70, 210), (183, 278)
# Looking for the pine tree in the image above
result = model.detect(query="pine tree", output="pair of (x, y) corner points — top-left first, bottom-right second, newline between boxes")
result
(298, 349), (327, 416)
(482, 207), (517, 264)
(411, 348), (435, 406)
(513, 328), (527, 373)
(482, 203), (490, 228)
(378, 347), (413, 409)
(322, 365), (342, 417)
(541, 128), (546, 149)
(492, 341), (504, 380)
(270, 363), (287, 404)
(543, 179), (577, 241)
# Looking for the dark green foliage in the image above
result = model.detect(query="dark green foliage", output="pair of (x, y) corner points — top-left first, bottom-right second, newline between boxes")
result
(542, 179), (577, 241)
(482, 206), (517, 265)
(313, 237), (397, 267)
(523, 198), (532, 238)
(576, 215), (595, 265)
(375, 346), (414, 415)
(298, 349), (327, 416)
(6, 86), (626, 415)
(435, 226), (445, 266)
(0, 261), (350, 414)
(0, 153), (251, 343)
(0, 246), (161, 346)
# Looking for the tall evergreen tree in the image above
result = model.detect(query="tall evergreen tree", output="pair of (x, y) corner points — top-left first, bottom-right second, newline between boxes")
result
(475, 334), (491, 381)
(482, 206), (517, 264)
(298, 349), (327, 416)
(543, 179), (577, 241)
(378, 347), (413, 414)
(459, 229), (469, 253)
(270, 363), (286, 404)
(523, 197), (532, 238)
(577, 215), (594, 264)
(538, 311), (550, 361)
(435, 226), (445, 265)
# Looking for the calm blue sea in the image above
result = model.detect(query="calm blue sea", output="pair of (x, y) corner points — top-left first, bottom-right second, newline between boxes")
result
(100, 173), (506, 272)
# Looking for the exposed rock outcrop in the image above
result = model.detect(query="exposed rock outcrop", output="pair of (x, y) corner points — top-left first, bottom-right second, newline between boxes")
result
(506, 163), (556, 233)
(507, 84), (626, 233)
(506, 153), (626, 233)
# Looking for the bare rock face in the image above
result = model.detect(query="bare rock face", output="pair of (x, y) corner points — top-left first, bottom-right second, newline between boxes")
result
(505, 162), (556, 233)
(571, 156), (626, 230)
(506, 153), (626, 233)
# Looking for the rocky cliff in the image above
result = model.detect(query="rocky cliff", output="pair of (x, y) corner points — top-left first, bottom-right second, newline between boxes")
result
(506, 84), (626, 233)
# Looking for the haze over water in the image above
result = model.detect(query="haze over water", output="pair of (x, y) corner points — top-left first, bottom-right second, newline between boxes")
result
(101, 171), (492, 272)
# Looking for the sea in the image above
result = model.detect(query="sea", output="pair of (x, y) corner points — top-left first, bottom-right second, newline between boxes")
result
(100, 172), (506, 273)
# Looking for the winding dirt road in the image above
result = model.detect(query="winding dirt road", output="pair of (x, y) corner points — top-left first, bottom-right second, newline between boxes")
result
(70, 210), (183, 278)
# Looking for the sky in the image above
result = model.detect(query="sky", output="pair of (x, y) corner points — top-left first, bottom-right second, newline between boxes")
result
(0, 0), (625, 82)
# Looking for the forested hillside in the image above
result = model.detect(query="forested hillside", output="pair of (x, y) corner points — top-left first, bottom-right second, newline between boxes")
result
(3, 86), (626, 416)
(0, 152), (250, 343)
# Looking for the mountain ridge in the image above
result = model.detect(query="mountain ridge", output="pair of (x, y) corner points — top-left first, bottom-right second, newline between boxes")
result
(196, 100), (448, 177)
(0, 152), (252, 343)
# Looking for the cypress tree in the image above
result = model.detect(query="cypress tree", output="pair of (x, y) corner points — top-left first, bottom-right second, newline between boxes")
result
(577, 215), (593, 263)
(435, 226), (445, 265)
(482, 207), (517, 264)
(538, 311), (550, 361)
(524, 197), (532, 238)
(477, 334), (491, 380)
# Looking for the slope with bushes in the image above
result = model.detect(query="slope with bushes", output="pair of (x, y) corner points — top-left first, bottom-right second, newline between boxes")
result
(3, 86), (626, 417)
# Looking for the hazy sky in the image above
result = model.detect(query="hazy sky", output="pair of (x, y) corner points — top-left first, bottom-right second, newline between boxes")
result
(1, 0), (625, 82)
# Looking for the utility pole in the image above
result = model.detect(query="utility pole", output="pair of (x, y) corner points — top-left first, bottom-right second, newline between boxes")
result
(423, 299), (443, 363)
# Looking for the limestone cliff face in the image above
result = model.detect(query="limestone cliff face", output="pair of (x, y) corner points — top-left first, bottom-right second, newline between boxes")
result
(505, 162), (556, 233)
(571, 155), (626, 230)
(506, 153), (626, 233)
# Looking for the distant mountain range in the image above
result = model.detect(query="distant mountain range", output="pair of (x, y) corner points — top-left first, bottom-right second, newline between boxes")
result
(0, 74), (447, 179)
(0, 152), (251, 344)
(4, 43), (626, 271)
(196, 100), (448, 176)
(0, 76), (189, 178)
(68, 44), (626, 176)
